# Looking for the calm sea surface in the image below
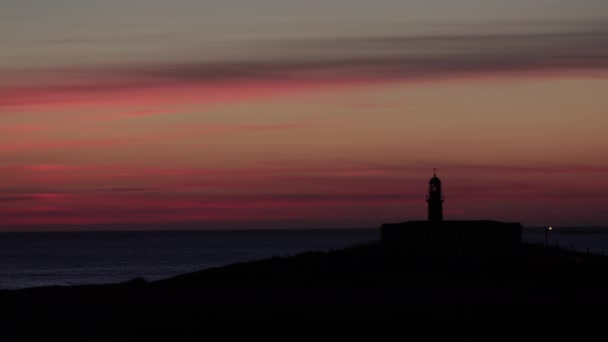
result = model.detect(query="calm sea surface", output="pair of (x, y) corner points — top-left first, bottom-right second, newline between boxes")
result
(523, 226), (608, 255)
(0, 229), (379, 290)
(1, 227), (607, 290)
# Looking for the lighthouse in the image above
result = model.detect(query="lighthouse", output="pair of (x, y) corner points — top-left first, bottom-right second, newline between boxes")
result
(426, 169), (444, 222)
(380, 169), (522, 248)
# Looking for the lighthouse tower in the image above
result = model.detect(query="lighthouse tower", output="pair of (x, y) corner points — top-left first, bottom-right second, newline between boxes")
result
(380, 169), (522, 247)
(426, 169), (444, 222)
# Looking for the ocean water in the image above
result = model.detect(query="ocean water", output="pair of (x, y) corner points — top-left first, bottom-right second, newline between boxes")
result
(522, 226), (608, 255)
(1, 227), (607, 290)
(0, 229), (379, 290)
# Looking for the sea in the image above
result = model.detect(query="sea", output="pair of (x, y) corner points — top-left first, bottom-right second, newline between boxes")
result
(1, 227), (607, 290)
(0, 229), (378, 290)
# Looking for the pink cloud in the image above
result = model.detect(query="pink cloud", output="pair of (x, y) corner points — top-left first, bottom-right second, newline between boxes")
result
(1, 159), (607, 228)
(27, 164), (74, 172)
(1, 185), (605, 227)
(0, 191), (412, 226)
(96, 109), (177, 122)
(0, 78), (365, 113)
(0, 138), (130, 153)
(175, 122), (306, 134)
(0, 125), (48, 134)
(0, 120), (303, 156)
(27, 193), (69, 200)
(3, 161), (607, 193)
(452, 164), (608, 174)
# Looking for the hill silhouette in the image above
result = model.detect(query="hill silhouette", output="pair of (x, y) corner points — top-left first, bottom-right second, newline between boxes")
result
(1, 241), (608, 338)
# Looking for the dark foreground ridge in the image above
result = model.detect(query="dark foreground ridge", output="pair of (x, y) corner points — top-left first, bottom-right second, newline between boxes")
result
(2, 241), (608, 337)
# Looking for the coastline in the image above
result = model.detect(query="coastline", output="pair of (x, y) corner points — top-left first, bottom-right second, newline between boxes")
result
(2, 240), (608, 337)
(0, 228), (379, 290)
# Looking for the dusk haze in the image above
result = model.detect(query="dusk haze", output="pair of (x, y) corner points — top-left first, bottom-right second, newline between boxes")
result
(3, 1), (608, 336)
(1, 0), (607, 230)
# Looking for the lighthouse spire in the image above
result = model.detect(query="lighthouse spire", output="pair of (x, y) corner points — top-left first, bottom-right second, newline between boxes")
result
(426, 170), (444, 222)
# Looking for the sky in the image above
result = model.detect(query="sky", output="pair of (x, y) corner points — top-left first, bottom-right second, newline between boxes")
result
(1, 0), (607, 230)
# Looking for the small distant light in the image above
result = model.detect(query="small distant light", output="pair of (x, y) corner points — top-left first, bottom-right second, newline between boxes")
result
(549, 227), (553, 231)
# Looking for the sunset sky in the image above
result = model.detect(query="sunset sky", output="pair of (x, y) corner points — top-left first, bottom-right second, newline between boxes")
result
(1, 1), (607, 230)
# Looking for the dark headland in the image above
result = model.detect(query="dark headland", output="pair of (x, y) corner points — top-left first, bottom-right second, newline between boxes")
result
(2, 172), (608, 338)
(2, 242), (608, 338)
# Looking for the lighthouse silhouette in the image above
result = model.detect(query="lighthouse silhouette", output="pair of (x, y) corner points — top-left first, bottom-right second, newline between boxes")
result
(379, 169), (522, 248)
(426, 169), (444, 222)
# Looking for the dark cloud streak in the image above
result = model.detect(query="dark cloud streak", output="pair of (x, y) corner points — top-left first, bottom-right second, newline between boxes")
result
(127, 29), (608, 81)
(1, 27), (607, 108)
